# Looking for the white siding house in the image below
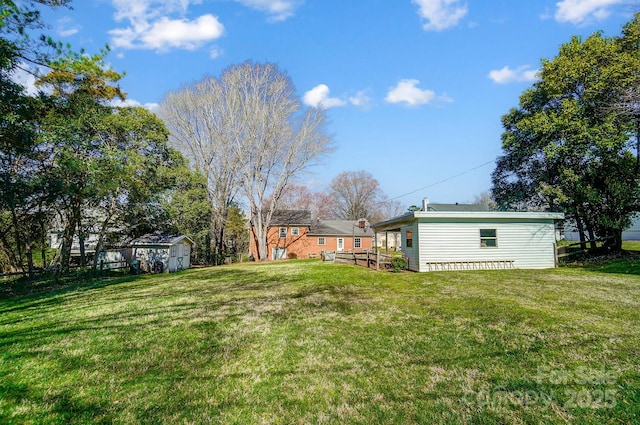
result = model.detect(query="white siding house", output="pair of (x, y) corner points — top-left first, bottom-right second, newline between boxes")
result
(131, 234), (194, 273)
(564, 214), (640, 241)
(373, 201), (564, 272)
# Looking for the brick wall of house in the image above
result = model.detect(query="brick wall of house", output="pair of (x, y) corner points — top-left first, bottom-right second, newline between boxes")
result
(250, 225), (373, 260)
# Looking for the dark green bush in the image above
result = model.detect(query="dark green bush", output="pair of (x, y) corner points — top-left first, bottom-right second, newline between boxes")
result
(390, 257), (407, 272)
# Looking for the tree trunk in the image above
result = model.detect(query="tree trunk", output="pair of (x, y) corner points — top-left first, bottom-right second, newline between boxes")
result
(217, 226), (225, 265)
(78, 231), (86, 268)
(9, 207), (24, 272)
(587, 225), (597, 250)
(60, 202), (81, 272)
(93, 196), (117, 271)
(205, 233), (212, 265)
(26, 238), (34, 278)
(60, 225), (74, 272)
(612, 228), (623, 252)
(41, 219), (47, 268)
(576, 216), (587, 250)
(635, 117), (640, 175)
(251, 209), (269, 262)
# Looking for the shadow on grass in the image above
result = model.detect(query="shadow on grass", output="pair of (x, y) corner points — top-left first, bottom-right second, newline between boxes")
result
(0, 263), (378, 423)
(586, 258), (640, 275)
(0, 264), (325, 353)
(0, 263), (293, 303)
(0, 369), (115, 424)
(562, 249), (640, 276)
(0, 270), (144, 300)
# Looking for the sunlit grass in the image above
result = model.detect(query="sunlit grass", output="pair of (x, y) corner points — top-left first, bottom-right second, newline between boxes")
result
(1, 260), (639, 424)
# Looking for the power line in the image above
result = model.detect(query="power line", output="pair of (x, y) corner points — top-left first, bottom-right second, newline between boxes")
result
(388, 159), (496, 201)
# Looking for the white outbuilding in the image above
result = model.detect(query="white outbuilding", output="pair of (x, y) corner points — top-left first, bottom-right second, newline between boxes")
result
(131, 234), (194, 273)
(372, 199), (564, 272)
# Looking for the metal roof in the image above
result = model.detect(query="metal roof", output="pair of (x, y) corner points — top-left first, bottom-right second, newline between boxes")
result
(131, 234), (194, 246)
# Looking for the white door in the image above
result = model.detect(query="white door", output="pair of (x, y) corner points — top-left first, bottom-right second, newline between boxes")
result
(272, 248), (286, 259)
(337, 238), (344, 252)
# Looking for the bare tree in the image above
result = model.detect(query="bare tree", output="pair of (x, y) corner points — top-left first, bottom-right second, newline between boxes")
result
(328, 170), (401, 222)
(374, 196), (405, 223)
(221, 62), (333, 260)
(472, 191), (497, 210)
(274, 184), (334, 220)
(162, 62), (332, 261)
(159, 76), (241, 263)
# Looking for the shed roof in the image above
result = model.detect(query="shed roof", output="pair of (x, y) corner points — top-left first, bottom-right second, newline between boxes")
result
(372, 211), (565, 233)
(131, 234), (194, 247)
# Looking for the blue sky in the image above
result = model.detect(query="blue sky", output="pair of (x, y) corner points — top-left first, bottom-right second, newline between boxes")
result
(35, 0), (636, 208)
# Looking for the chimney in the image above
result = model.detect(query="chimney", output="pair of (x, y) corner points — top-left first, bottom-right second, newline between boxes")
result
(422, 197), (429, 211)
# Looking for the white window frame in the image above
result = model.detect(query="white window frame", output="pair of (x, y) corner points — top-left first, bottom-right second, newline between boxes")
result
(354, 237), (362, 249)
(318, 237), (326, 246)
(279, 227), (287, 238)
(170, 245), (177, 257)
(291, 227), (300, 236)
(480, 229), (498, 248)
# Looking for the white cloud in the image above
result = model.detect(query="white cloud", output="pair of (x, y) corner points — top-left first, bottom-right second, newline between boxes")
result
(303, 84), (346, 109)
(233, 0), (301, 22)
(109, 1), (224, 52)
(111, 98), (160, 111)
(555, 0), (624, 25)
(488, 65), (539, 84)
(10, 67), (40, 96)
(385, 79), (449, 106)
(413, 0), (468, 31)
(209, 46), (223, 59)
(348, 89), (373, 109)
(141, 15), (224, 50)
(108, 0), (300, 51)
(57, 17), (80, 37)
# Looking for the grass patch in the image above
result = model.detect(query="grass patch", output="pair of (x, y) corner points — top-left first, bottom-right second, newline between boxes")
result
(1, 260), (639, 424)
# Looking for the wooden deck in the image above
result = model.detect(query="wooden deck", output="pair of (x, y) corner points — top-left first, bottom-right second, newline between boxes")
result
(324, 250), (394, 270)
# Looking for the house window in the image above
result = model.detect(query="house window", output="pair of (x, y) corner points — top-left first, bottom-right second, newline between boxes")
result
(291, 227), (299, 236)
(318, 237), (326, 246)
(354, 237), (362, 249)
(170, 245), (177, 257)
(480, 229), (497, 247)
(279, 227), (287, 238)
(406, 230), (413, 248)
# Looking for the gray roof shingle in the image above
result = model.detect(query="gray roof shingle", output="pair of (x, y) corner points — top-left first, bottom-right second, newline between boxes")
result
(309, 219), (371, 237)
(269, 210), (313, 226)
(131, 234), (194, 246)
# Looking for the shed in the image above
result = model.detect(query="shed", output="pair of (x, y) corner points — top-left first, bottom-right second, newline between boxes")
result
(131, 234), (194, 273)
(372, 200), (564, 272)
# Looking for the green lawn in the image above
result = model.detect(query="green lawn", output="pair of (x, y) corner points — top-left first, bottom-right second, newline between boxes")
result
(1, 260), (639, 424)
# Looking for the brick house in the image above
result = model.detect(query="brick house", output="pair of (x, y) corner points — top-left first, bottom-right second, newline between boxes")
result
(250, 210), (374, 260)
